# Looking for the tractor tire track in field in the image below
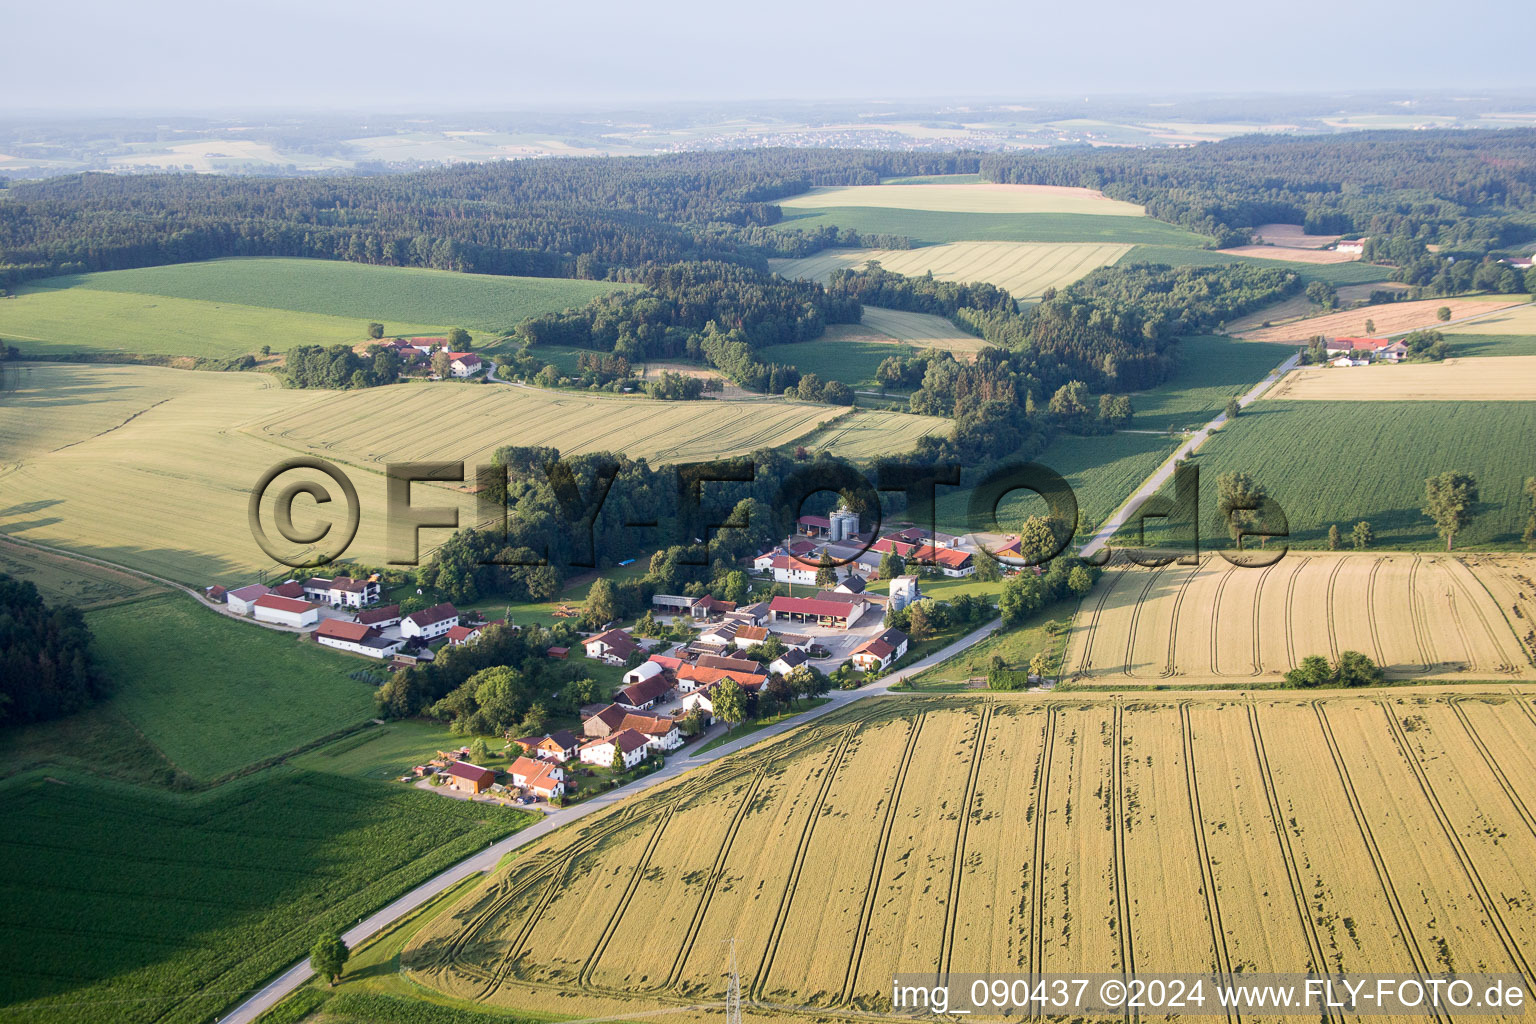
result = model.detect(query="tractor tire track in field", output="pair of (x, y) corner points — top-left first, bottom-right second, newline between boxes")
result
(751, 724), (858, 1002)
(1027, 706), (1057, 1010)
(1366, 557), (1389, 667)
(1162, 556), (1204, 677)
(1110, 700), (1136, 1022)
(1123, 563), (1169, 677)
(1283, 556), (1308, 669)
(1311, 702), (1451, 1023)
(580, 804), (678, 986)
(1073, 564), (1127, 678)
(1447, 699), (1536, 841)
(938, 704), (992, 983)
(660, 768), (768, 991)
(1445, 562), (1520, 674)
(1245, 702), (1334, 1007)
(1249, 560), (1281, 676)
(1378, 701), (1535, 989)
(838, 714), (925, 1005)
(1208, 564), (1237, 677)
(1408, 556), (1436, 671)
(1178, 703), (1238, 1024)
(1324, 557), (1345, 661)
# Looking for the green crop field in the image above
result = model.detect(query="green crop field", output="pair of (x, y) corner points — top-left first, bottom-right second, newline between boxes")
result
(0, 769), (530, 1024)
(758, 334), (911, 387)
(1181, 399), (1536, 548)
(89, 596), (379, 780)
(932, 431), (1179, 537)
(1447, 333), (1536, 358)
(1122, 245), (1395, 285)
(1129, 335), (1297, 432)
(60, 258), (624, 333)
(774, 207), (1208, 246)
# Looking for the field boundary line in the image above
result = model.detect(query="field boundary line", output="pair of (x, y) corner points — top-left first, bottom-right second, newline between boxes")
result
(838, 714), (925, 1005)
(1377, 700), (1535, 988)
(1245, 702), (1334, 1006)
(1311, 701), (1449, 1021)
(938, 703), (993, 981)
(1027, 706), (1057, 1020)
(1177, 702), (1237, 1024)
(750, 723), (858, 1002)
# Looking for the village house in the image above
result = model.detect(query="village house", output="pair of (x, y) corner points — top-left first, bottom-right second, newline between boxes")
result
(696, 652), (760, 674)
(509, 756), (566, 799)
(675, 661), (766, 693)
(445, 620), (504, 647)
(225, 583), (270, 616)
(357, 604), (402, 629)
(724, 601), (769, 627)
(448, 352), (484, 377)
(769, 649), (809, 677)
(888, 526), (960, 549)
(270, 581), (306, 599)
(315, 619), (405, 659)
(442, 761), (497, 795)
(401, 602), (459, 640)
(582, 703), (631, 738)
(767, 554), (838, 586)
(579, 729), (650, 769)
(613, 712), (683, 752)
(732, 624), (770, 650)
(301, 575), (381, 608)
(681, 674), (765, 723)
(912, 545), (975, 577)
(203, 585), (227, 604)
(614, 672), (672, 710)
(584, 628), (639, 665)
(834, 576), (867, 595)
(696, 621), (739, 648)
(251, 594), (320, 628)
(516, 730), (581, 763)
(870, 535), (920, 558)
(850, 627), (910, 672)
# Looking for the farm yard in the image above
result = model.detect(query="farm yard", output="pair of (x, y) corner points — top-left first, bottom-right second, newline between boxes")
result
(1268, 356), (1536, 401)
(392, 691), (1536, 1021)
(1176, 399), (1536, 549)
(770, 240), (1132, 302)
(1061, 553), (1536, 687)
(1234, 296), (1527, 343)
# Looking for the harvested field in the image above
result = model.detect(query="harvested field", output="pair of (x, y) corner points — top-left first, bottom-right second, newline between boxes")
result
(1250, 223), (1342, 248)
(782, 407), (950, 459)
(1217, 244), (1361, 265)
(1061, 553), (1536, 687)
(776, 183), (1146, 217)
(860, 306), (989, 349)
(1225, 282), (1410, 334)
(1453, 303), (1536, 335)
(1269, 356), (1536, 401)
(1236, 296), (1527, 343)
(398, 691), (1536, 1021)
(770, 241), (1131, 302)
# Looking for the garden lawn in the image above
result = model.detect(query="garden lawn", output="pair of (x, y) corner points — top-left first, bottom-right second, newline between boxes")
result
(89, 596), (379, 780)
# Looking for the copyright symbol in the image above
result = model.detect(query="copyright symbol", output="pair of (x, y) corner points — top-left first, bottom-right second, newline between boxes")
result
(248, 457), (360, 569)
(1099, 979), (1127, 1007)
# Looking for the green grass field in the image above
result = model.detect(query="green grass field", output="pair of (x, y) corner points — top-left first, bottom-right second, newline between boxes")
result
(60, 258), (624, 333)
(89, 596), (379, 780)
(1122, 244), (1395, 285)
(757, 334), (914, 387)
(1129, 335), (1297, 432)
(0, 768), (531, 1024)
(934, 432), (1181, 536)
(1445, 333), (1536, 358)
(903, 608), (1067, 691)
(773, 208), (1209, 246)
(1181, 399), (1536, 548)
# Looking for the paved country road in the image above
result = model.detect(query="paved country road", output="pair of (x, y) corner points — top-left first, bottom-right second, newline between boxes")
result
(1079, 351), (1300, 559)
(217, 616), (1003, 1024)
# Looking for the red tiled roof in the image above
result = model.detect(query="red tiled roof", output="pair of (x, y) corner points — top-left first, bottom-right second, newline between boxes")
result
(253, 594), (316, 614)
(405, 602), (458, 627)
(913, 545), (972, 568)
(798, 515), (831, 529)
(271, 581), (306, 598)
(734, 625), (769, 641)
(617, 674), (671, 706)
(770, 596), (857, 619)
(317, 619), (373, 642)
(872, 537), (918, 556)
(357, 604), (400, 625)
(445, 624), (480, 644)
(228, 583), (270, 601)
(676, 663), (765, 687)
(587, 628), (639, 658)
(443, 761), (495, 786)
(696, 654), (760, 673)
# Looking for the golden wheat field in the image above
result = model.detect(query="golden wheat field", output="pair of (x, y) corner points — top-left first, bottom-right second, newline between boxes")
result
(0, 364), (864, 585)
(1452, 303), (1536, 335)
(1217, 244), (1361, 265)
(1236, 297), (1526, 343)
(1062, 553), (1536, 687)
(398, 691), (1536, 1021)
(776, 183), (1146, 217)
(1268, 356), (1536, 401)
(859, 306), (986, 351)
(770, 240), (1131, 301)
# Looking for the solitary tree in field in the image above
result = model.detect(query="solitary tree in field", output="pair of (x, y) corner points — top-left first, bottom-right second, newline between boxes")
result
(1351, 521), (1374, 550)
(1224, 397), (1241, 420)
(1423, 472), (1479, 551)
(311, 931), (349, 985)
(1364, 318), (1376, 335)
(814, 551), (837, 588)
(367, 322), (384, 339)
(1437, 306), (1452, 322)
(1216, 471), (1268, 547)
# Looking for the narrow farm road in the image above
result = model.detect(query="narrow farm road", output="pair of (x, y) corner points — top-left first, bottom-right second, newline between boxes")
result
(1080, 351), (1300, 559)
(217, 616), (1004, 1024)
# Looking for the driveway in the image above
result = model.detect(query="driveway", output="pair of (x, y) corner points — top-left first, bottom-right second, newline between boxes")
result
(216, 614), (1003, 1024)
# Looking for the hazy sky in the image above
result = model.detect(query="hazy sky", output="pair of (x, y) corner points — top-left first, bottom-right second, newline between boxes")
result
(7, 0), (1531, 112)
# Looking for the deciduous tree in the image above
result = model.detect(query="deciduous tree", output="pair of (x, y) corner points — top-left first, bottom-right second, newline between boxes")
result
(1422, 472), (1478, 551)
(311, 931), (349, 985)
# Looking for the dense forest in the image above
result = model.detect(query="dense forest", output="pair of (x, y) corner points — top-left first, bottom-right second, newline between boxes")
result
(0, 575), (104, 726)
(6, 131), (1535, 289)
